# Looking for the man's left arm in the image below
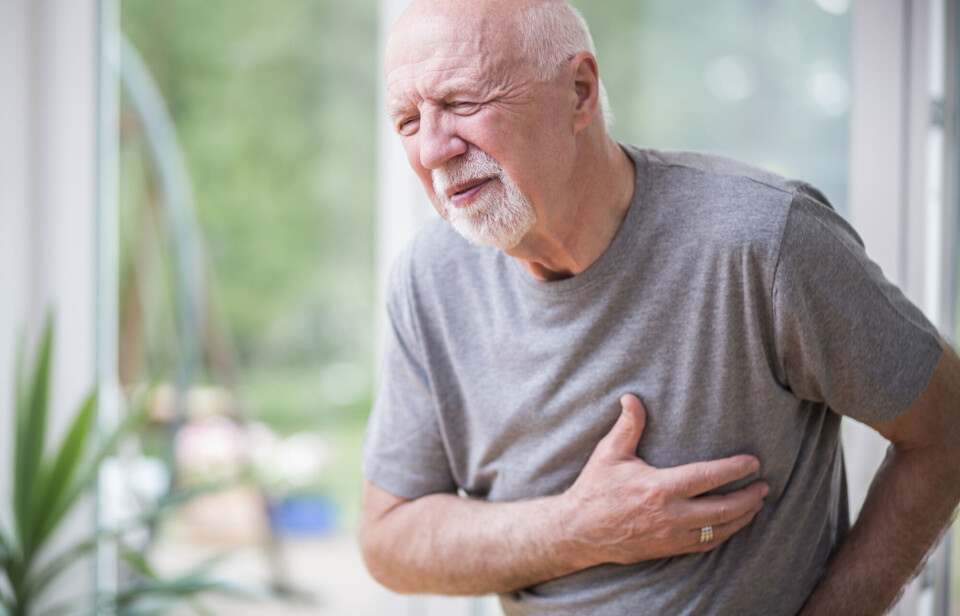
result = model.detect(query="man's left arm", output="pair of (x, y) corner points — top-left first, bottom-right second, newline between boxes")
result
(799, 338), (960, 616)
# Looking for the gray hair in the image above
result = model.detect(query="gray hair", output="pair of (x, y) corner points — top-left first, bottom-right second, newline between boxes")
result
(517, 1), (613, 127)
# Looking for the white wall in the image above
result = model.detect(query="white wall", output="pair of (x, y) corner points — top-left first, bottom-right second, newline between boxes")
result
(0, 0), (33, 533)
(0, 0), (100, 610)
(844, 0), (908, 526)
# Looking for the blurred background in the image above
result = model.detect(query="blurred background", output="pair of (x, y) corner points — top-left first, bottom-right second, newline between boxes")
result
(0, 0), (957, 614)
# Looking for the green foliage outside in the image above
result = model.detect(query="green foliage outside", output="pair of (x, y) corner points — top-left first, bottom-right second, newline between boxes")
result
(575, 0), (851, 212)
(121, 0), (377, 375)
(119, 0), (379, 529)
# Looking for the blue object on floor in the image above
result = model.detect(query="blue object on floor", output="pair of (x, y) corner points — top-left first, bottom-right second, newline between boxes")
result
(268, 495), (338, 535)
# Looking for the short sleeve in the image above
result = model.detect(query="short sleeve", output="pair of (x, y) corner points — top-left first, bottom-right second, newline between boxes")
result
(362, 251), (458, 499)
(771, 186), (942, 425)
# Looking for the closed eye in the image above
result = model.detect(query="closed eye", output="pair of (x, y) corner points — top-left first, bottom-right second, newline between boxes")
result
(450, 101), (482, 114)
(396, 116), (420, 136)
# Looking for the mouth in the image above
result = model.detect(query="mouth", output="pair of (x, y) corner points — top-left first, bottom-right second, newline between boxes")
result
(447, 177), (493, 207)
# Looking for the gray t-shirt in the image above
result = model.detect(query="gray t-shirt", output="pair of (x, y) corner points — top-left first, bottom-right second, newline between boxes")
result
(363, 146), (942, 615)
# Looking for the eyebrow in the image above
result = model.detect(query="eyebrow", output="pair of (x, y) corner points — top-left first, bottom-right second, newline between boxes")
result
(388, 102), (413, 119)
(434, 79), (487, 102)
(387, 78), (489, 119)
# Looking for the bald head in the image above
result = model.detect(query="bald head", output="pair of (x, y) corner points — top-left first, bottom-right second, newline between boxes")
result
(387, 0), (610, 125)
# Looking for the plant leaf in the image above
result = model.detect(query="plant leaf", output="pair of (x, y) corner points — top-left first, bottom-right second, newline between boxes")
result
(187, 598), (216, 616)
(120, 542), (233, 584)
(176, 549), (234, 581)
(120, 549), (158, 581)
(0, 520), (24, 610)
(15, 316), (54, 560)
(25, 482), (229, 599)
(111, 600), (185, 616)
(35, 394), (148, 548)
(0, 522), (11, 567)
(28, 390), (98, 553)
(30, 600), (83, 616)
(112, 576), (265, 606)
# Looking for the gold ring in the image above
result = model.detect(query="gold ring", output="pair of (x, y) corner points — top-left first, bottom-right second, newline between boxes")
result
(699, 525), (714, 544)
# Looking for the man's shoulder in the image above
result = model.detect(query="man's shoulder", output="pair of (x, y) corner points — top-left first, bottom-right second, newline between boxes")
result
(627, 146), (840, 253)
(635, 147), (803, 196)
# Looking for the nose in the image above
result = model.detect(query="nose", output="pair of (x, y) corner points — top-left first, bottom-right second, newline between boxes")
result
(418, 109), (467, 170)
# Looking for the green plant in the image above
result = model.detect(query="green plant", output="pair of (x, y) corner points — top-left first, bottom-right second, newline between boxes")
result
(0, 319), (258, 616)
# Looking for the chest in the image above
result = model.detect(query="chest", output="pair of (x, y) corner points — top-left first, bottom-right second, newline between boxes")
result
(418, 254), (811, 502)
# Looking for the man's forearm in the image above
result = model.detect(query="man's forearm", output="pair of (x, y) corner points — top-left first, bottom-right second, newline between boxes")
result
(360, 489), (584, 595)
(801, 342), (960, 616)
(359, 397), (768, 595)
(799, 444), (960, 615)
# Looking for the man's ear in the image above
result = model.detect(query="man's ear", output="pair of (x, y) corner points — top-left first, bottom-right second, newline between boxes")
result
(569, 51), (600, 134)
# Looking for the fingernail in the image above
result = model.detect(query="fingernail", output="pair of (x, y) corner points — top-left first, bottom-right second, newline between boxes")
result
(761, 484), (770, 498)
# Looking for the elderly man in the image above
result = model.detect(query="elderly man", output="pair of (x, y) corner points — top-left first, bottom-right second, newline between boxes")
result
(359, 0), (960, 614)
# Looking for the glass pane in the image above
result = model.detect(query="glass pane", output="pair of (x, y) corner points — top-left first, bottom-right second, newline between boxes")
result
(117, 1), (380, 613)
(575, 0), (851, 214)
(949, 0), (960, 609)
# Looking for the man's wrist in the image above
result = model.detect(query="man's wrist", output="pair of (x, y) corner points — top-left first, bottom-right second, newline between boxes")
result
(547, 490), (600, 572)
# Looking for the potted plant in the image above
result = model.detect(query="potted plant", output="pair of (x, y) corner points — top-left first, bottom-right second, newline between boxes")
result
(0, 319), (256, 616)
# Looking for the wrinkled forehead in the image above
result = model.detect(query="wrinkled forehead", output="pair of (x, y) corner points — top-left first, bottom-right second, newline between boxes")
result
(384, 3), (524, 87)
(385, 42), (508, 102)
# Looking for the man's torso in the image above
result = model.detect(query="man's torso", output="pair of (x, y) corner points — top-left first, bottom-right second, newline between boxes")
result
(363, 146), (941, 615)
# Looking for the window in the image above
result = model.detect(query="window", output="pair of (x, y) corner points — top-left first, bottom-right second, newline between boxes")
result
(577, 0), (851, 214)
(114, 1), (382, 612)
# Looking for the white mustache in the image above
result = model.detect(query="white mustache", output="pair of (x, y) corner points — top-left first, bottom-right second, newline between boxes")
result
(432, 148), (503, 198)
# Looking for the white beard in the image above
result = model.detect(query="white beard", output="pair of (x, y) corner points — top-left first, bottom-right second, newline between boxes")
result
(432, 148), (537, 250)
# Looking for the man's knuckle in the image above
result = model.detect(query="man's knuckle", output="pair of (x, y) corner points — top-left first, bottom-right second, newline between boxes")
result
(653, 484), (674, 506)
(715, 503), (732, 523)
(639, 479), (667, 505)
(707, 465), (728, 487)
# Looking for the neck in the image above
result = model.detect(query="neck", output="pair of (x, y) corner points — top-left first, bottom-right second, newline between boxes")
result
(507, 135), (636, 281)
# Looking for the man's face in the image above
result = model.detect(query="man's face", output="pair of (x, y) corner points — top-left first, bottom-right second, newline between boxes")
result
(384, 2), (574, 249)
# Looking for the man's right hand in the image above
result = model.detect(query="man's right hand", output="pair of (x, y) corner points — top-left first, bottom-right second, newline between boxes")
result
(360, 394), (768, 595)
(559, 394), (768, 568)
